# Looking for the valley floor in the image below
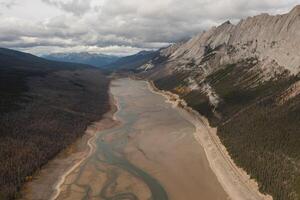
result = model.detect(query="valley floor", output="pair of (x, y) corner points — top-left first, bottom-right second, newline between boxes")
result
(20, 78), (271, 200)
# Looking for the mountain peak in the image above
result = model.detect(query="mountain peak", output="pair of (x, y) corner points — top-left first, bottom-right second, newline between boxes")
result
(222, 20), (232, 25)
(290, 4), (300, 15)
(144, 4), (300, 76)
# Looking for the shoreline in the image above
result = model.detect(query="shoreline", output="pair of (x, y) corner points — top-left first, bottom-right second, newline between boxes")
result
(146, 79), (273, 200)
(20, 89), (119, 200)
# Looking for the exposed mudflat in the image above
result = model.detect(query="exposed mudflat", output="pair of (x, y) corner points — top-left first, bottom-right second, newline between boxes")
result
(22, 78), (230, 200)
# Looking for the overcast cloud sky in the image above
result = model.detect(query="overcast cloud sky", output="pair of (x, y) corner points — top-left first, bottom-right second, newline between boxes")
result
(0, 0), (299, 56)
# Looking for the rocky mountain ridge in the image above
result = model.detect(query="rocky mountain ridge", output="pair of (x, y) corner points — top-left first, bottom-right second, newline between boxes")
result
(135, 5), (300, 200)
(142, 5), (300, 77)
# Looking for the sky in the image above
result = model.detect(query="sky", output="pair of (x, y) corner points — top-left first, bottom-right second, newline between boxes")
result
(0, 0), (299, 56)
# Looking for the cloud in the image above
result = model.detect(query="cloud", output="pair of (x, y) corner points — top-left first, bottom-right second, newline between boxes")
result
(41, 0), (92, 16)
(0, 0), (299, 55)
(0, 0), (17, 9)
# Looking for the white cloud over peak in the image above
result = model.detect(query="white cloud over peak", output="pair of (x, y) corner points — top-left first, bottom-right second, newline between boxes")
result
(0, 0), (299, 55)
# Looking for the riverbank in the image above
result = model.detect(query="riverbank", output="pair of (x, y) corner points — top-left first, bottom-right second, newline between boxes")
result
(147, 79), (272, 200)
(19, 92), (119, 200)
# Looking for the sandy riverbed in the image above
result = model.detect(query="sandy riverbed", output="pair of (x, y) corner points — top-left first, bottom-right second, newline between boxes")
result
(20, 78), (272, 200)
(118, 78), (228, 200)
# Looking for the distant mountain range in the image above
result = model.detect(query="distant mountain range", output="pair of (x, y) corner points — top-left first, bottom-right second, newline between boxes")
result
(97, 50), (159, 71)
(0, 48), (98, 71)
(43, 52), (120, 68)
(42, 51), (159, 70)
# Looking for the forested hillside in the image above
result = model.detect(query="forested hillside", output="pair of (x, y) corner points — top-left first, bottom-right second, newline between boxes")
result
(153, 62), (300, 200)
(0, 48), (110, 199)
